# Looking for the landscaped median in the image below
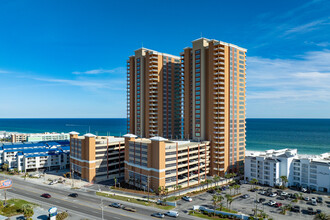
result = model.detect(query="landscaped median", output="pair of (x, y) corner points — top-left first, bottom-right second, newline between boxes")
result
(189, 206), (249, 220)
(96, 192), (174, 210)
(0, 199), (36, 218)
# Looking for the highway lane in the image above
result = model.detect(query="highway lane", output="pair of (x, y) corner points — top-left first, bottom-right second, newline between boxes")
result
(6, 177), (194, 220)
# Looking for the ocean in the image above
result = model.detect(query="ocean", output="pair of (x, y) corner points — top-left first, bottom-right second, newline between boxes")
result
(0, 118), (329, 155)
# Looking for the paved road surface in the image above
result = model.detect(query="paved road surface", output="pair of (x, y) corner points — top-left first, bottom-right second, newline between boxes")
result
(5, 176), (196, 220)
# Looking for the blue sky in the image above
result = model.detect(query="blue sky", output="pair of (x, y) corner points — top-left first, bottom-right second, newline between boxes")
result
(0, 0), (330, 118)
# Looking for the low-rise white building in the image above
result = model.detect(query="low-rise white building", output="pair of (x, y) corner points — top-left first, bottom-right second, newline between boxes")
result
(0, 141), (70, 172)
(11, 132), (70, 143)
(245, 149), (330, 193)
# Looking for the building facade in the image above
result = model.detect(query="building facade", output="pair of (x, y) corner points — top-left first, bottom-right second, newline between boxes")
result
(0, 141), (70, 172)
(127, 48), (184, 139)
(70, 132), (125, 183)
(11, 132), (70, 143)
(127, 38), (247, 177)
(123, 134), (210, 192)
(244, 149), (330, 192)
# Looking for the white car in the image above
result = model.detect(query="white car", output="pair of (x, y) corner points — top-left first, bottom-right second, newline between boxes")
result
(182, 196), (192, 202)
(165, 211), (179, 218)
(281, 192), (288, 196)
(270, 193), (277, 197)
(268, 200), (276, 206)
(301, 188), (307, 192)
(304, 197), (310, 201)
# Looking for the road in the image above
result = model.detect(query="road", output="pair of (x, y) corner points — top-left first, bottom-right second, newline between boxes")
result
(4, 176), (196, 220)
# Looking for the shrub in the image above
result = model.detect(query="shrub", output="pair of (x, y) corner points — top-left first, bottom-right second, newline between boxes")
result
(56, 211), (69, 220)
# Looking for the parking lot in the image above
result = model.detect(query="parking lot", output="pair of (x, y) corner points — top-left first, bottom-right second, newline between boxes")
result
(174, 183), (330, 220)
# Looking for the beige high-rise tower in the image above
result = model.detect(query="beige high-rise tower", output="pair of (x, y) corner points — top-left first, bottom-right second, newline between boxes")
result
(181, 38), (246, 176)
(127, 38), (246, 177)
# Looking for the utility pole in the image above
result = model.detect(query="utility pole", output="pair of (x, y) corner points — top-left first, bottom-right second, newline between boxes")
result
(147, 175), (150, 202)
(100, 198), (104, 220)
(4, 189), (6, 206)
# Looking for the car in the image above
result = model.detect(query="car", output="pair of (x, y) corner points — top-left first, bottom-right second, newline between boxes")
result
(291, 205), (300, 213)
(182, 196), (192, 202)
(317, 197), (323, 203)
(69, 193), (78, 197)
(270, 193), (277, 197)
(304, 197), (310, 201)
(250, 188), (257, 192)
(268, 200), (276, 206)
(241, 194), (249, 199)
(301, 188), (307, 193)
(207, 189), (216, 194)
(151, 213), (165, 218)
(110, 203), (123, 208)
(274, 202), (282, 208)
(259, 190), (266, 195)
(316, 209), (322, 214)
(41, 193), (51, 198)
(258, 198), (266, 203)
(278, 196), (285, 200)
(123, 207), (136, 212)
(307, 207), (316, 215)
(165, 211), (179, 218)
(311, 200), (317, 206)
(280, 192), (288, 196)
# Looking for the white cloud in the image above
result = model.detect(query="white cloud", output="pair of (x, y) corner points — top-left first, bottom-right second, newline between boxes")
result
(247, 50), (330, 101)
(72, 67), (125, 75)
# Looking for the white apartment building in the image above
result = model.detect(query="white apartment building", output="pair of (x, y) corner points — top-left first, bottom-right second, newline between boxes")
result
(11, 132), (70, 143)
(0, 141), (70, 172)
(245, 149), (330, 193)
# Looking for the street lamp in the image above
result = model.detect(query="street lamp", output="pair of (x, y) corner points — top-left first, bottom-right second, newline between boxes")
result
(100, 198), (104, 220)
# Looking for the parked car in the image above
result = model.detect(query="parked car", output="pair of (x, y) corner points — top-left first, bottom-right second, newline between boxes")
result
(110, 203), (123, 208)
(278, 196), (285, 200)
(307, 207), (316, 215)
(268, 200), (276, 206)
(270, 193), (277, 197)
(274, 202), (282, 208)
(311, 199), (317, 206)
(301, 188), (307, 193)
(281, 192), (288, 196)
(258, 198), (266, 203)
(291, 205), (300, 213)
(69, 193), (78, 197)
(182, 196), (192, 202)
(250, 188), (257, 192)
(317, 197), (323, 203)
(123, 207), (136, 212)
(165, 211), (179, 218)
(151, 213), (165, 218)
(41, 193), (51, 198)
(259, 190), (266, 195)
(207, 189), (216, 194)
(304, 197), (310, 201)
(316, 209), (322, 214)
(242, 194), (249, 199)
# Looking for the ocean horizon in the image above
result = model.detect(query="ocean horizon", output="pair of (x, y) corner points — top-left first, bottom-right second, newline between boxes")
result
(0, 118), (329, 155)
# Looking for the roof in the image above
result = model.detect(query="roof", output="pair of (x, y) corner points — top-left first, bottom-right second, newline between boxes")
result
(0, 140), (70, 158)
(84, 133), (96, 138)
(150, 136), (168, 142)
(69, 131), (80, 135)
(123, 134), (137, 138)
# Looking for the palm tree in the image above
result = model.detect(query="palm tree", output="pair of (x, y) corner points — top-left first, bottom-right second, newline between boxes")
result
(206, 179), (213, 189)
(177, 185), (182, 196)
(250, 178), (258, 189)
(173, 185), (177, 197)
(23, 205), (34, 220)
(228, 196), (234, 210)
(2, 163), (8, 172)
(218, 195), (224, 211)
(229, 185), (234, 195)
(158, 186), (163, 200)
(225, 194), (231, 209)
(212, 195), (219, 216)
(114, 177), (117, 188)
(280, 176), (288, 189)
(314, 213), (330, 220)
(213, 175), (220, 186)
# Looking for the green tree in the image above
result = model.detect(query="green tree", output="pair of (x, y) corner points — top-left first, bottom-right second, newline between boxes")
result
(23, 205), (34, 220)
(114, 177), (117, 188)
(212, 195), (219, 216)
(225, 194), (232, 209)
(280, 176), (288, 189)
(228, 196), (234, 210)
(206, 179), (213, 189)
(229, 185), (234, 195)
(213, 175), (220, 186)
(314, 213), (330, 220)
(250, 178), (258, 189)
(2, 163), (8, 171)
(177, 185), (182, 196)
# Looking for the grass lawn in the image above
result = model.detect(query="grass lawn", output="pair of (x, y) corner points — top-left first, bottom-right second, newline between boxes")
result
(0, 199), (37, 217)
(189, 211), (232, 220)
(96, 192), (174, 210)
(216, 207), (238, 214)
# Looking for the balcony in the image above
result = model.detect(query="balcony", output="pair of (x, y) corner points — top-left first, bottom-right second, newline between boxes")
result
(214, 107), (224, 110)
(214, 131), (225, 134)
